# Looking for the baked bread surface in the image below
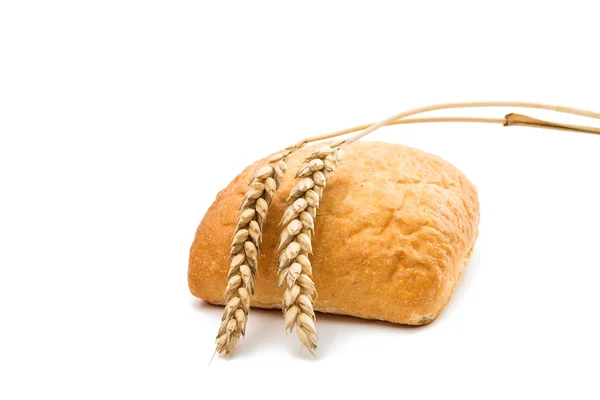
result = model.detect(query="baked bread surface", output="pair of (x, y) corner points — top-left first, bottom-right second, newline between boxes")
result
(188, 141), (479, 324)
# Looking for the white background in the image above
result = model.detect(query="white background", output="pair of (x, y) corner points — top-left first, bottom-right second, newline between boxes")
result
(1, 1), (599, 398)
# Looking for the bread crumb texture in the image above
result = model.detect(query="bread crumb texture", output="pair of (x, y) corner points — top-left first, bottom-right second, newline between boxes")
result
(189, 141), (479, 325)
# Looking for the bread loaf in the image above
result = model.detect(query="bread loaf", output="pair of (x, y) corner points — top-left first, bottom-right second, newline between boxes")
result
(188, 141), (479, 325)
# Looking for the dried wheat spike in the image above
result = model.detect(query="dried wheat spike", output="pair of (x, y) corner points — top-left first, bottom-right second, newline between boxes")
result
(215, 159), (287, 356)
(277, 144), (345, 355)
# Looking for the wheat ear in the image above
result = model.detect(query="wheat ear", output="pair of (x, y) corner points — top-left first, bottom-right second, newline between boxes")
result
(215, 158), (287, 356)
(277, 143), (345, 354)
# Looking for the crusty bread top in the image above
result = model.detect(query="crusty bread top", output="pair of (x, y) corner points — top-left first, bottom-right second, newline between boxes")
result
(189, 141), (479, 324)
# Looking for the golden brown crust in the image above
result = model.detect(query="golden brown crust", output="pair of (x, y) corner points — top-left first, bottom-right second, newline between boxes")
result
(188, 141), (480, 325)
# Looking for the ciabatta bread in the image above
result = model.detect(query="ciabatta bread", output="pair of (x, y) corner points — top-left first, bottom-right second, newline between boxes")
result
(188, 141), (479, 324)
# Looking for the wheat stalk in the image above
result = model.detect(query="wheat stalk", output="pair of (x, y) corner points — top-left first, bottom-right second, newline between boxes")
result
(215, 158), (287, 356)
(277, 142), (345, 354)
(213, 101), (600, 357)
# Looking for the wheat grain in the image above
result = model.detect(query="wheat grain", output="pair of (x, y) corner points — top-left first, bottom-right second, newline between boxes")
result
(277, 142), (345, 355)
(215, 158), (287, 356)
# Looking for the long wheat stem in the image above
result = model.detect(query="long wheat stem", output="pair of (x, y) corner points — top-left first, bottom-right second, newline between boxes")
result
(340, 101), (600, 146)
(293, 102), (600, 150)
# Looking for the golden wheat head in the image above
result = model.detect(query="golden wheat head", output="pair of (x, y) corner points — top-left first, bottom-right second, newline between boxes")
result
(215, 158), (287, 356)
(277, 143), (345, 354)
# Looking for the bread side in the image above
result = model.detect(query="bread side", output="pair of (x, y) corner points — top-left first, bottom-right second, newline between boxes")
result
(188, 141), (479, 325)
